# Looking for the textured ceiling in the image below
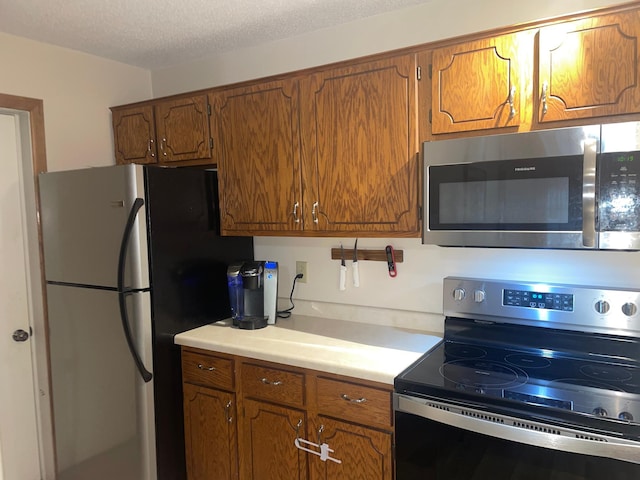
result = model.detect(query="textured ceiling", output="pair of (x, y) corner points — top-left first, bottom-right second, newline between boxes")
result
(0, 0), (429, 69)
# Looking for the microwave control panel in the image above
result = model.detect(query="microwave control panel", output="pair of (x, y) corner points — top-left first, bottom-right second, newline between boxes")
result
(598, 151), (640, 231)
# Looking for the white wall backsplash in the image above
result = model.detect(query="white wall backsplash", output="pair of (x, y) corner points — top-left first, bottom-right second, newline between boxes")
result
(282, 298), (446, 335)
(256, 237), (640, 320)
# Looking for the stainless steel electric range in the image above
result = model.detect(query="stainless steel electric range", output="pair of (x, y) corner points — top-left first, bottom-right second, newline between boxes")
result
(394, 277), (640, 479)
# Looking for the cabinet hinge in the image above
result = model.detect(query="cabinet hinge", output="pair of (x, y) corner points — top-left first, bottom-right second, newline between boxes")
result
(428, 64), (432, 79)
(429, 109), (432, 124)
(207, 103), (211, 116)
(209, 137), (214, 150)
(417, 66), (422, 81)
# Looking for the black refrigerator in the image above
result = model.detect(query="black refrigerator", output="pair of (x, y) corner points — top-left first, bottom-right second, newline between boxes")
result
(39, 164), (253, 480)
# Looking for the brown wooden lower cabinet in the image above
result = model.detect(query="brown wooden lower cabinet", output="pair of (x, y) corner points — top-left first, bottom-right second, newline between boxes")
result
(309, 417), (393, 480)
(181, 347), (394, 480)
(241, 399), (308, 480)
(183, 383), (239, 480)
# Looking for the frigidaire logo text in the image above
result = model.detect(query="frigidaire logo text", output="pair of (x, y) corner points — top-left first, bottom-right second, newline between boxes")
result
(514, 166), (536, 172)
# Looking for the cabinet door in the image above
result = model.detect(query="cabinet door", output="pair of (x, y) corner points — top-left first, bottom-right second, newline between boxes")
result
(431, 32), (533, 134)
(241, 398), (308, 480)
(112, 105), (157, 165)
(539, 10), (640, 122)
(183, 384), (238, 480)
(309, 417), (392, 480)
(300, 55), (419, 235)
(211, 80), (303, 235)
(155, 95), (212, 163)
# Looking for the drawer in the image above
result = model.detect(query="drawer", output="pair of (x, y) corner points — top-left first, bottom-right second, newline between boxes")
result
(182, 350), (234, 390)
(242, 363), (305, 407)
(315, 376), (392, 427)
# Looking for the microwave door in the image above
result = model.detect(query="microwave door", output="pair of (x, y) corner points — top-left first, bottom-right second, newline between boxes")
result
(423, 126), (600, 249)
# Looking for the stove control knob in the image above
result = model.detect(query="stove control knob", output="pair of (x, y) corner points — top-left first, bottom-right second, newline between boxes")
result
(474, 290), (486, 303)
(622, 302), (637, 317)
(453, 288), (466, 301)
(594, 300), (610, 315)
(592, 407), (608, 417)
(618, 411), (634, 422)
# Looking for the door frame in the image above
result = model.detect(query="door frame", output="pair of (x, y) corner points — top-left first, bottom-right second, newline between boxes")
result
(0, 93), (54, 478)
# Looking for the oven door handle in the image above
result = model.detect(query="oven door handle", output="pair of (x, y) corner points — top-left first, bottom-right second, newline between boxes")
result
(395, 394), (640, 465)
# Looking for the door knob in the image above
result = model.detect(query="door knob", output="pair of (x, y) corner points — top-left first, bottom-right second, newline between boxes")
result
(12, 329), (29, 342)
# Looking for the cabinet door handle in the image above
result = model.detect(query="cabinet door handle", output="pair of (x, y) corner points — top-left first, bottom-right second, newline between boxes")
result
(160, 137), (167, 156)
(341, 393), (367, 404)
(225, 400), (233, 423)
(541, 82), (548, 115)
(292, 201), (300, 223)
(317, 424), (325, 444)
(197, 363), (215, 371)
(508, 86), (516, 119)
(261, 377), (283, 386)
(148, 139), (155, 157)
(312, 202), (319, 224)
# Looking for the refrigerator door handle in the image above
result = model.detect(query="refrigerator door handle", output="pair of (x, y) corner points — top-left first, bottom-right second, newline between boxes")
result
(118, 197), (153, 383)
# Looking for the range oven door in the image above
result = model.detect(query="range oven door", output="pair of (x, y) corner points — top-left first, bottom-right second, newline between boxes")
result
(394, 394), (640, 480)
(423, 125), (599, 249)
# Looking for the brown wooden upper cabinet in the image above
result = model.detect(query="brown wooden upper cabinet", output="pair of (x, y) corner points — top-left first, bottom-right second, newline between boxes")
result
(299, 55), (420, 236)
(429, 31), (535, 135)
(427, 7), (640, 135)
(212, 55), (420, 237)
(111, 105), (156, 164)
(538, 10), (640, 123)
(210, 79), (303, 235)
(111, 95), (212, 165)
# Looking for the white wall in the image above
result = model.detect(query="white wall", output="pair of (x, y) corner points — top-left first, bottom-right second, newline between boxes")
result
(253, 237), (640, 316)
(150, 0), (640, 321)
(151, 0), (627, 96)
(0, 32), (153, 172)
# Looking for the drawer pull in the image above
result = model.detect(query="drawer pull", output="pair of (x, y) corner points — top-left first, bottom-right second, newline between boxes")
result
(197, 363), (215, 371)
(341, 394), (367, 404)
(261, 377), (283, 386)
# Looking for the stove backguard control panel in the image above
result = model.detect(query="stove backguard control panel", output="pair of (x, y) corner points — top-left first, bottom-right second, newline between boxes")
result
(503, 289), (574, 311)
(443, 277), (640, 337)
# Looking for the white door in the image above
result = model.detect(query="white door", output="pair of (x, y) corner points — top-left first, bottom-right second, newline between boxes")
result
(0, 113), (41, 479)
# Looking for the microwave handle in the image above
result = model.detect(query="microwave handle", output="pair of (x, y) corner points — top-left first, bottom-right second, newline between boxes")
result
(582, 138), (598, 248)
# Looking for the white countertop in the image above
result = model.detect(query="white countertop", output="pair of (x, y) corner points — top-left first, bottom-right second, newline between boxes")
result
(174, 315), (443, 385)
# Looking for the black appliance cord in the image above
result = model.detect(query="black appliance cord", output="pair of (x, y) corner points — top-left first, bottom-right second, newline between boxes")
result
(277, 273), (303, 318)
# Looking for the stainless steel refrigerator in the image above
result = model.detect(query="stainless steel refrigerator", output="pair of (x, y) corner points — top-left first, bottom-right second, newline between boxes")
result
(39, 164), (253, 480)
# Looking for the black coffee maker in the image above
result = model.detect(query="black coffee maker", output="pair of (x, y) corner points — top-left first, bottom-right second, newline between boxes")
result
(240, 261), (266, 328)
(227, 261), (278, 329)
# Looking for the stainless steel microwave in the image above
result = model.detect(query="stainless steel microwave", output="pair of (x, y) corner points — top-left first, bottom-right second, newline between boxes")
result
(423, 122), (640, 250)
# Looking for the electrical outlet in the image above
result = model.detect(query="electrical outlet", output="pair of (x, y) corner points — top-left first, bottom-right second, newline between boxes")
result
(296, 261), (308, 283)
